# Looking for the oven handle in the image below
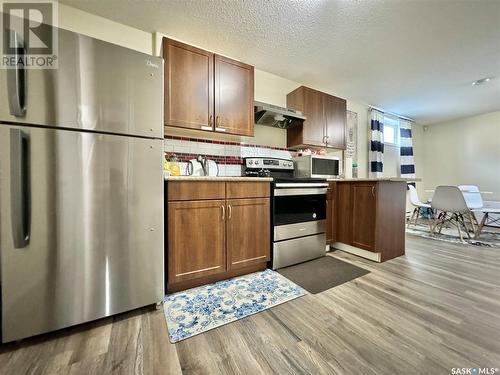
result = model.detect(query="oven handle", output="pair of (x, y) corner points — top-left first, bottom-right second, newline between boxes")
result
(274, 188), (327, 196)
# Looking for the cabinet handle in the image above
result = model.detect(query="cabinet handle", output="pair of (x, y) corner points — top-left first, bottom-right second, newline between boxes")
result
(209, 115), (213, 127)
(221, 205), (225, 220)
(215, 116), (225, 132)
(371, 186), (376, 197)
(228, 204), (232, 220)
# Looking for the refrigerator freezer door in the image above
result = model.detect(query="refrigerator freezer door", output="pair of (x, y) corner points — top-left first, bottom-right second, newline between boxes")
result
(0, 25), (163, 139)
(0, 125), (164, 343)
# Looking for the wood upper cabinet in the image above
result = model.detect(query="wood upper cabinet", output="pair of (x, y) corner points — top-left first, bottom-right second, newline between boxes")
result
(163, 38), (254, 136)
(215, 55), (254, 136)
(163, 39), (214, 131)
(287, 87), (324, 146)
(351, 183), (377, 251)
(286, 86), (346, 149)
(226, 198), (270, 270)
(168, 200), (226, 284)
(324, 94), (346, 149)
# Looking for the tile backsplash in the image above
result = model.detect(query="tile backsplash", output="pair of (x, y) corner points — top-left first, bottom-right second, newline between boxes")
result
(164, 135), (295, 176)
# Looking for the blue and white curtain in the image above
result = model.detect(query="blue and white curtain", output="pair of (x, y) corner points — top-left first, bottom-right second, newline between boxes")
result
(370, 110), (384, 178)
(399, 120), (415, 178)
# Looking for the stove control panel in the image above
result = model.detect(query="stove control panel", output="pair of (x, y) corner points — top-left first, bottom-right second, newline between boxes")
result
(245, 158), (294, 170)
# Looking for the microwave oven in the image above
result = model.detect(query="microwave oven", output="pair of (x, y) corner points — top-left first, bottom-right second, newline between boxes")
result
(293, 155), (340, 179)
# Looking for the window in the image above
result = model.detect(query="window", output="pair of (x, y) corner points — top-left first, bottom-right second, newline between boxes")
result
(383, 116), (399, 146)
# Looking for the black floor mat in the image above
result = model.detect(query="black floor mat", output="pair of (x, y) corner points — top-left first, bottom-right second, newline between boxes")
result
(277, 256), (370, 294)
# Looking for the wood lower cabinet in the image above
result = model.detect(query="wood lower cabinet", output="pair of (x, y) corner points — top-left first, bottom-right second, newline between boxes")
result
(351, 183), (377, 251)
(168, 200), (226, 285)
(333, 181), (406, 262)
(326, 183), (336, 244)
(163, 38), (254, 137)
(336, 182), (352, 244)
(226, 198), (270, 270)
(167, 181), (270, 292)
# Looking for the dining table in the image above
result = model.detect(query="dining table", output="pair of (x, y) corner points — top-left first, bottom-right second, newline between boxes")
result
(424, 189), (493, 194)
(423, 188), (498, 239)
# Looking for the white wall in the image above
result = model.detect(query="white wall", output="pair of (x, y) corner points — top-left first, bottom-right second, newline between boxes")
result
(59, 4), (152, 54)
(415, 111), (500, 201)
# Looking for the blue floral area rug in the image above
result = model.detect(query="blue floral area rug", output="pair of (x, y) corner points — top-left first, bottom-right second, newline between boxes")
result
(163, 269), (306, 343)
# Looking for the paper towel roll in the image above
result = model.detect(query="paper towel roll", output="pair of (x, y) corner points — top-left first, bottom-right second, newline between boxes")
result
(345, 157), (353, 179)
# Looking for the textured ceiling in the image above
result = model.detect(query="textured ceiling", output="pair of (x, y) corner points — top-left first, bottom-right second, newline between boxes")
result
(60, 0), (500, 124)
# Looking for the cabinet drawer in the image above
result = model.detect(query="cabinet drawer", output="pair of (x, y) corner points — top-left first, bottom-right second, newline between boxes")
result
(226, 182), (270, 198)
(167, 181), (225, 201)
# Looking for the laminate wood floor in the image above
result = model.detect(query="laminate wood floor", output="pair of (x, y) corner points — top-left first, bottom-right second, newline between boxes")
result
(1, 235), (499, 375)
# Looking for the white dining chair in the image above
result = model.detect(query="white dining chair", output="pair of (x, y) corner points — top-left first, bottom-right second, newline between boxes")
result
(458, 185), (484, 209)
(431, 186), (472, 241)
(458, 185), (484, 233)
(407, 185), (431, 228)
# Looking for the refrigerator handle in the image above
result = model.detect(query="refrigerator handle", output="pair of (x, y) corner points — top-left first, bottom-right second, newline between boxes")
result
(10, 129), (31, 249)
(7, 31), (27, 117)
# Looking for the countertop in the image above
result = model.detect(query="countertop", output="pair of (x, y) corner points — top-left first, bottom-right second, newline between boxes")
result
(327, 178), (422, 182)
(165, 176), (420, 182)
(164, 176), (273, 182)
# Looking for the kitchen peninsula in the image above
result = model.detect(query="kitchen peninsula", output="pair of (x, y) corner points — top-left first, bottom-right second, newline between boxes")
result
(327, 178), (419, 262)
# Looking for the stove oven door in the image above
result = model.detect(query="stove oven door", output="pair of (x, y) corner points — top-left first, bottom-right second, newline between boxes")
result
(272, 185), (327, 269)
(273, 185), (327, 226)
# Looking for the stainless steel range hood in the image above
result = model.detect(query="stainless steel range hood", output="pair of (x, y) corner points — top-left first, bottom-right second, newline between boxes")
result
(254, 101), (306, 129)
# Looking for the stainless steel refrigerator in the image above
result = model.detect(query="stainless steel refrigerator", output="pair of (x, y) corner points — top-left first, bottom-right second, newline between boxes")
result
(0, 25), (164, 343)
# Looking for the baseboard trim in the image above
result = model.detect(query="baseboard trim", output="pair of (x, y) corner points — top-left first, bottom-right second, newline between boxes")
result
(331, 242), (381, 262)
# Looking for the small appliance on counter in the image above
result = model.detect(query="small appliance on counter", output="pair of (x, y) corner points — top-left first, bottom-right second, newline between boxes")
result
(243, 157), (328, 270)
(293, 154), (340, 179)
(187, 155), (219, 176)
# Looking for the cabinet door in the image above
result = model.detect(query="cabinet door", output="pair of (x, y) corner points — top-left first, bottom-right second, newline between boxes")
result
(326, 184), (336, 244)
(168, 200), (226, 284)
(336, 183), (352, 244)
(163, 39), (214, 131)
(324, 94), (346, 149)
(302, 88), (326, 146)
(227, 198), (270, 270)
(214, 55), (254, 136)
(351, 183), (377, 251)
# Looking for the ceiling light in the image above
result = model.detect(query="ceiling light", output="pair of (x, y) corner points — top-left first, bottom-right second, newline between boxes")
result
(472, 77), (492, 86)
